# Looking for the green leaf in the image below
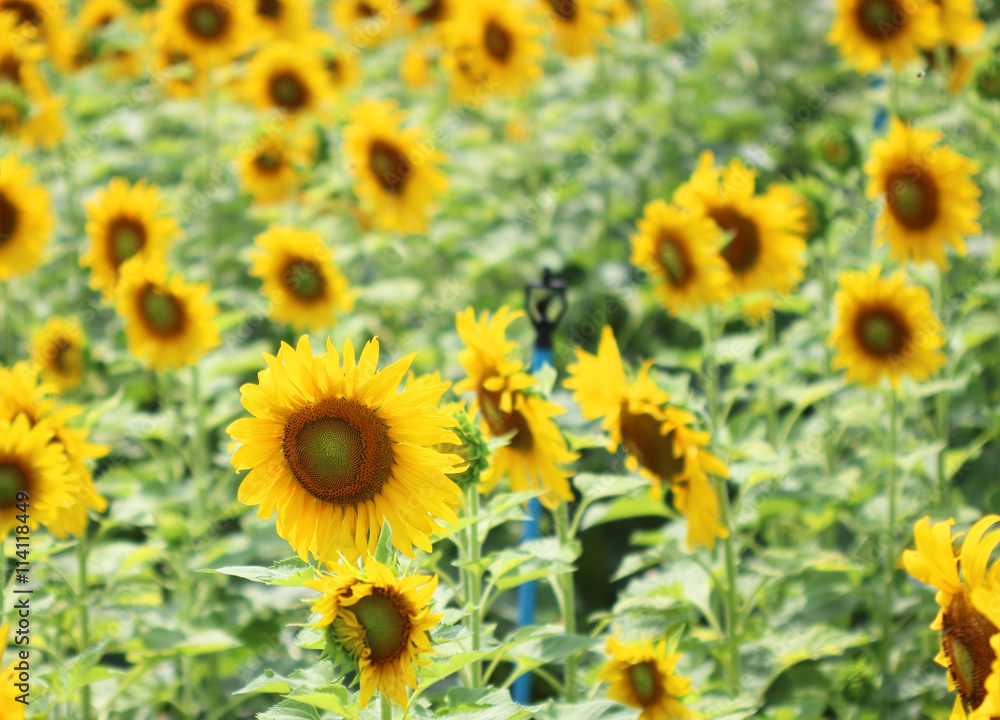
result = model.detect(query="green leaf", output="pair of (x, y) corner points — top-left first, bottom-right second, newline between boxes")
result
(417, 648), (495, 691)
(580, 494), (669, 530)
(504, 634), (598, 683)
(374, 518), (394, 566)
(258, 700), (324, 720)
(205, 557), (314, 586)
(573, 473), (651, 501)
(233, 670), (292, 696)
(292, 686), (357, 720)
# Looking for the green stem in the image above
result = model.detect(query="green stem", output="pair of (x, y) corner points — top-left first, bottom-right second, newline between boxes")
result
(881, 388), (899, 711)
(935, 268), (949, 507)
(765, 315), (778, 449)
(890, 69), (902, 121)
(704, 307), (719, 430)
(190, 365), (208, 524)
(77, 538), (92, 720)
(555, 505), (578, 702)
(468, 488), (483, 688)
(0, 281), (10, 365)
(821, 231), (836, 478)
(381, 691), (393, 720)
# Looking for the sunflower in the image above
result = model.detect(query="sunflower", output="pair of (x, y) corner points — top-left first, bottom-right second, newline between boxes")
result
(151, 43), (205, 98)
(674, 151), (807, 296)
(403, 0), (452, 34)
(454, 307), (577, 508)
(598, 636), (694, 720)
(630, 200), (731, 315)
(114, 257), (220, 370)
(237, 131), (300, 205)
(306, 559), (442, 707)
(330, 0), (398, 47)
(0, 152), (52, 280)
(0, 624), (26, 720)
(563, 325), (728, 549)
(401, 42), (434, 87)
(865, 119), (981, 268)
(253, 0), (309, 41)
(78, 0), (142, 78)
(155, 0), (253, 66)
(902, 516), (1000, 719)
(243, 41), (331, 120)
(343, 100), (448, 234)
(314, 35), (362, 93)
(538, 0), (609, 57)
(0, 14), (65, 148)
(81, 178), (178, 295)
(249, 226), (353, 329)
(937, 0), (983, 47)
(829, 265), (945, 388)
(0, 0), (66, 62)
(226, 335), (463, 562)
(30, 317), (86, 392)
(828, 0), (940, 73)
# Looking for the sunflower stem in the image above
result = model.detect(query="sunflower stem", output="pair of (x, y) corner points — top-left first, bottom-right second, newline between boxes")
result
(77, 537), (93, 720)
(934, 268), (950, 508)
(880, 386), (899, 710)
(554, 504), (578, 702)
(468, 487), (483, 688)
(190, 364), (208, 524)
(890, 69), (902, 121)
(703, 307), (719, 430)
(764, 314), (778, 449)
(0, 280), (9, 365)
(381, 691), (393, 720)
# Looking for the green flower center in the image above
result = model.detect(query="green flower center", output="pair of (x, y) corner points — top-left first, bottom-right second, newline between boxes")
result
(268, 71), (308, 110)
(856, 309), (907, 358)
(627, 660), (660, 706)
(656, 233), (692, 287)
(109, 217), (147, 266)
(0, 190), (17, 246)
(886, 170), (939, 230)
(0, 462), (28, 507)
(351, 591), (410, 663)
(368, 140), (411, 195)
(139, 285), (186, 337)
(281, 258), (326, 301)
(857, 0), (904, 40)
(484, 20), (512, 62)
(709, 206), (761, 275)
(185, 2), (226, 39)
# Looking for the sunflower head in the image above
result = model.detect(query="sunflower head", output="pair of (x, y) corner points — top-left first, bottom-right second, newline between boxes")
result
(599, 636), (694, 720)
(811, 122), (860, 172)
(0, 152), (52, 280)
(244, 41), (331, 119)
(30, 317), (86, 392)
(156, 0), (253, 65)
(539, 0), (610, 57)
(789, 176), (832, 242)
(828, 0), (941, 73)
(974, 54), (1000, 102)
(253, 0), (309, 40)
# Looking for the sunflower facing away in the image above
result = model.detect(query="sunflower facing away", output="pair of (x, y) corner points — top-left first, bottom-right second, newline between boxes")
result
(454, 307), (577, 508)
(82, 178), (178, 294)
(538, 0), (609, 57)
(253, 0), (310, 41)
(343, 100), (448, 234)
(156, 0), (253, 66)
(249, 225), (353, 329)
(564, 325), (729, 549)
(114, 257), (220, 370)
(226, 335), (463, 562)
(828, 264), (945, 387)
(599, 636), (694, 720)
(0, 624), (26, 720)
(828, 0), (941, 73)
(903, 516), (1000, 719)
(243, 40), (332, 120)
(630, 200), (731, 316)
(865, 119), (981, 268)
(0, 152), (53, 280)
(30, 316), (86, 392)
(306, 559), (442, 707)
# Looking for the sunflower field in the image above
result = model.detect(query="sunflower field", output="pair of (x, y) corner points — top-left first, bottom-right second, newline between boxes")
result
(3, 0), (1000, 718)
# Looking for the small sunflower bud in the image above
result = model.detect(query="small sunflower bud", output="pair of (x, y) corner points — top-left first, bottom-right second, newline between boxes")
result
(974, 55), (1000, 102)
(440, 404), (491, 491)
(790, 176), (832, 242)
(811, 123), (859, 173)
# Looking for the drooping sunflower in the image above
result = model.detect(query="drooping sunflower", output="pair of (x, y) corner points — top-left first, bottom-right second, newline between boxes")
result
(342, 100), (448, 234)
(538, 0), (609, 57)
(81, 178), (178, 295)
(0, 624), (26, 720)
(330, 0), (398, 47)
(243, 41), (331, 121)
(30, 317), (86, 392)
(598, 636), (694, 720)
(828, 0), (941, 73)
(674, 151), (808, 296)
(0, 152), (53, 280)
(155, 0), (253, 66)
(454, 307), (577, 508)
(114, 257), (220, 370)
(903, 516), (1000, 720)
(306, 560), (442, 707)
(249, 226), (353, 329)
(937, 0), (984, 48)
(829, 265), (945, 388)
(630, 200), (731, 315)
(865, 119), (981, 268)
(563, 325), (729, 549)
(226, 336), (463, 562)
(252, 0), (310, 41)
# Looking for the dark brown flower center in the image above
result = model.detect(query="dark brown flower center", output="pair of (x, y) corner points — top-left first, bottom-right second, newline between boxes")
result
(355, 1), (375, 18)
(325, 57), (342, 82)
(941, 590), (999, 712)
(627, 660), (662, 707)
(138, 285), (186, 337)
(268, 71), (309, 110)
(855, 307), (909, 358)
(0, 462), (28, 507)
(480, 388), (533, 452)
(282, 397), (394, 506)
(349, 589), (411, 663)
(0, 190), (17, 245)
(368, 140), (412, 195)
(709, 206), (761, 275)
(545, 0), (576, 22)
(1, 0), (43, 27)
(48, 337), (77, 373)
(184, 1), (228, 39)
(620, 406), (685, 483)
(410, 0), (443, 23)
(0, 56), (21, 85)
(107, 216), (147, 267)
(253, 148), (285, 173)
(656, 232), (693, 287)
(886, 169), (939, 230)
(484, 20), (513, 62)
(856, 0), (905, 40)
(256, 0), (281, 19)
(281, 257), (326, 301)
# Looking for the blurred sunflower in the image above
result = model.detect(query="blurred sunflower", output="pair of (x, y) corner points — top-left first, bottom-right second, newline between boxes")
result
(630, 200), (731, 315)
(331, 0), (397, 46)
(0, 14), (65, 147)
(937, 0), (984, 47)
(404, 0), (452, 34)
(306, 560), (441, 706)
(0, 623), (26, 720)
(236, 129), (311, 204)
(243, 41), (331, 120)
(114, 257), (220, 370)
(903, 516), (1000, 719)
(598, 636), (694, 720)
(455, 307), (577, 508)
(253, 0), (309, 41)
(0, 0), (66, 61)
(538, 0), (609, 57)
(343, 100), (448, 234)
(828, 0), (940, 73)
(675, 151), (807, 296)
(78, 0), (142, 78)
(226, 335), (463, 562)
(30, 317), (86, 392)
(316, 38), (362, 94)
(151, 44), (205, 98)
(156, 0), (253, 66)
(249, 226), (352, 329)
(865, 119), (980, 268)
(828, 265), (945, 387)
(0, 152), (53, 280)
(564, 325), (728, 549)
(400, 42), (435, 87)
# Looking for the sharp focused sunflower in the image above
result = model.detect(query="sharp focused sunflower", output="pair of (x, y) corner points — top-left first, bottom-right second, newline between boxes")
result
(0, 152), (53, 280)
(253, 0), (309, 41)
(306, 560), (442, 707)
(564, 325), (729, 549)
(81, 178), (178, 295)
(454, 307), (577, 508)
(630, 200), (731, 315)
(598, 636), (694, 720)
(155, 0), (253, 66)
(828, 0), (940, 73)
(903, 516), (1000, 719)
(674, 151), (807, 296)
(249, 225), (353, 329)
(243, 41), (331, 121)
(30, 317), (86, 392)
(114, 257), (220, 370)
(828, 264), (945, 387)
(226, 335), (463, 562)
(343, 100), (448, 234)
(865, 119), (981, 268)
(538, 0), (609, 57)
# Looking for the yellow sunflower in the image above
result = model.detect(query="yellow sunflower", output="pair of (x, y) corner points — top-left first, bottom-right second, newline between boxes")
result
(401, 42), (435, 88)
(155, 0), (253, 66)
(403, 0), (453, 34)
(828, 0), (940, 73)
(0, 13), (65, 148)
(0, 623), (26, 720)
(829, 264), (945, 388)
(253, 0), (310, 41)
(114, 257), (220, 370)
(598, 636), (694, 720)
(937, 0), (984, 47)
(79, 0), (142, 78)
(237, 131), (300, 205)
(865, 119), (981, 268)
(249, 225), (353, 329)
(243, 41), (331, 121)
(81, 178), (178, 295)
(902, 516), (1000, 720)
(226, 335), (463, 562)
(306, 559), (442, 707)
(538, 0), (609, 57)
(343, 100), (448, 234)
(454, 307), (577, 508)
(0, 0), (66, 63)
(630, 200), (731, 315)
(151, 43), (206, 99)
(563, 325), (729, 549)
(30, 317), (86, 392)
(330, 0), (398, 47)
(314, 35), (362, 94)
(0, 152), (53, 280)
(674, 151), (807, 296)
